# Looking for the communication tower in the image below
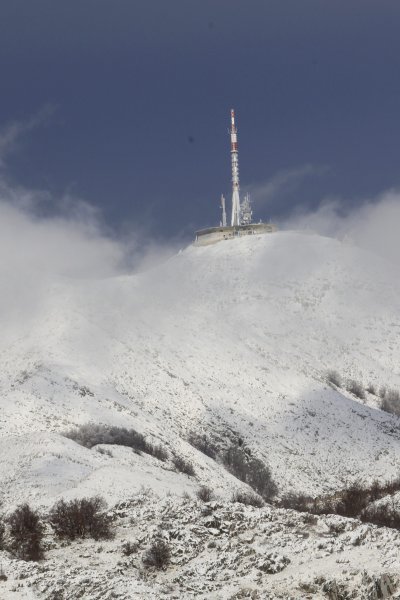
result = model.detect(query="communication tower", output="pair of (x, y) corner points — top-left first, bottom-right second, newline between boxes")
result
(230, 109), (241, 226)
(193, 109), (277, 246)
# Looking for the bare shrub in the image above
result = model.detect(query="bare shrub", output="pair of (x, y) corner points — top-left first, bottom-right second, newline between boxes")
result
(361, 501), (400, 530)
(143, 538), (171, 569)
(148, 443), (168, 462)
(381, 389), (400, 416)
(65, 423), (146, 450)
(173, 456), (195, 476)
(369, 479), (383, 502)
(278, 477), (400, 526)
(326, 370), (342, 388)
(313, 497), (337, 515)
(64, 424), (167, 461)
(279, 493), (314, 513)
(222, 445), (277, 500)
(49, 496), (113, 540)
(196, 486), (214, 502)
(336, 481), (368, 517)
(346, 380), (366, 400)
(382, 476), (400, 496)
(0, 564), (7, 581)
(121, 541), (138, 556)
(0, 517), (5, 550)
(231, 490), (264, 508)
(8, 504), (45, 561)
(97, 447), (112, 457)
(187, 433), (217, 459)
(366, 383), (377, 395)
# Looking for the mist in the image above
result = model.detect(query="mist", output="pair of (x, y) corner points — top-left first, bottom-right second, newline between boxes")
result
(1, 162), (399, 353)
(283, 188), (400, 269)
(0, 177), (180, 349)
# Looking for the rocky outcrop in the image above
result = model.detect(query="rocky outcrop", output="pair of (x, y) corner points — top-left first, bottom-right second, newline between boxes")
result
(0, 493), (399, 599)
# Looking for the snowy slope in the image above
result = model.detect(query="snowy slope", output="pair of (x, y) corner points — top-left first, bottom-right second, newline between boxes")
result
(1, 231), (400, 507)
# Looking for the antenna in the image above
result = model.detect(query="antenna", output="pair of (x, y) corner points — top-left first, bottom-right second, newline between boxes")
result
(220, 194), (227, 227)
(240, 193), (253, 225)
(230, 109), (241, 226)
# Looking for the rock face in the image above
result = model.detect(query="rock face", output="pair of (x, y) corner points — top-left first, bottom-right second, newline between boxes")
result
(323, 573), (396, 600)
(0, 493), (399, 599)
(257, 552), (290, 574)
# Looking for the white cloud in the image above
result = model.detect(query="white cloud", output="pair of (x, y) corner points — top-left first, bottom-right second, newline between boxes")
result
(0, 105), (55, 165)
(247, 164), (329, 208)
(0, 171), (182, 348)
(284, 188), (400, 269)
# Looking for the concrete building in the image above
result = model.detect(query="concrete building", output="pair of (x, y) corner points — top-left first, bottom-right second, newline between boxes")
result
(194, 222), (277, 246)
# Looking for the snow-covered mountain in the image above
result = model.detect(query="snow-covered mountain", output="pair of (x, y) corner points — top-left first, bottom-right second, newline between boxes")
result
(1, 231), (400, 509)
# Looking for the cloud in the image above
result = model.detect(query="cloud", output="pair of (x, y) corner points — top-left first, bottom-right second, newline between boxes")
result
(246, 164), (329, 208)
(0, 169), (183, 350)
(0, 105), (55, 165)
(284, 188), (400, 269)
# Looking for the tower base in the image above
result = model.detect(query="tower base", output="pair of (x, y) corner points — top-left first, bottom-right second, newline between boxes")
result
(194, 223), (277, 247)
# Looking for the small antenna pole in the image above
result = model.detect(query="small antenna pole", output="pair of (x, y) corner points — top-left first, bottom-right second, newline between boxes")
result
(220, 194), (227, 227)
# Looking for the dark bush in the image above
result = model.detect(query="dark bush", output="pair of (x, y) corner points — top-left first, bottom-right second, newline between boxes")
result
(366, 383), (377, 395)
(187, 433), (217, 459)
(382, 476), (400, 496)
(97, 447), (112, 457)
(313, 497), (337, 516)
(143, 538), (171, 569)
(368, 479), (382, 503)
(64, 424), (167, 461)
(121, 541), (139, 556)
(147, 443), (168, 462)
(0, 517), (5, 550)
(8, 504), (45, 561)
(326, 370), (342, 388)
(361, 502), (400, 530)
(277, 477), (400, 527)
(65, 424), (146, 450)
(222, 444), (277, 500)
(346, 380), (366, 400)
(336, 481), (368, 517)
(173, 456), (195, 476)
(279, 493), (314, 513)
(47, 592), (64, 600)
(231, 490), (264, 508)
(196, 486), (214, 502)
(381, 389), (400, 416)
(49, 496), (113, 540)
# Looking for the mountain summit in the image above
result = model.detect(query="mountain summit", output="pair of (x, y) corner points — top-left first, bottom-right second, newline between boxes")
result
(1, 231), (400, 507)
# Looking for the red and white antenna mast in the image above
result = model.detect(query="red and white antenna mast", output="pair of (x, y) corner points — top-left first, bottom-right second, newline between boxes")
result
(230, 109), (241, 226)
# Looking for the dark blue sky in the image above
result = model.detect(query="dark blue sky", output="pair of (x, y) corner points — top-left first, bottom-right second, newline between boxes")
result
(1, 0), (400, 242)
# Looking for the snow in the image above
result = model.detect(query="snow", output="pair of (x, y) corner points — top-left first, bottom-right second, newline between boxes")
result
(1, 232), (400, 506)
(1, 493), (399, 599)
(1, 231), (400, 596)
